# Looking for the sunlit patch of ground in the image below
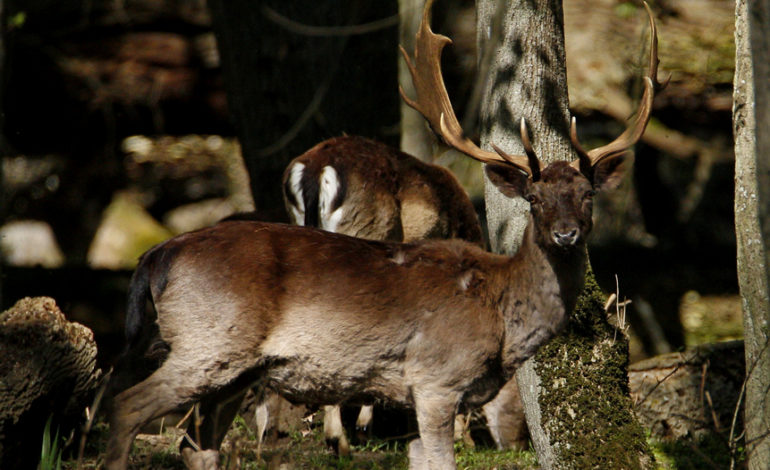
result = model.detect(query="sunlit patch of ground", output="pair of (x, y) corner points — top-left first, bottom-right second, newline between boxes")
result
(679, 291), (743, 347)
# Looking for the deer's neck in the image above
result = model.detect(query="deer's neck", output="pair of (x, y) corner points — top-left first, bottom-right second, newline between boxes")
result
(498, 219), (587, 376)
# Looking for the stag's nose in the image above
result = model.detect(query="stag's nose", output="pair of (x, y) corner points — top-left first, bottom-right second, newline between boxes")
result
(553, 228), (579, 246)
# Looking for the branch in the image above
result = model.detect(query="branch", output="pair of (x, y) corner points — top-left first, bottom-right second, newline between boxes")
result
(261, 5), (398, 37)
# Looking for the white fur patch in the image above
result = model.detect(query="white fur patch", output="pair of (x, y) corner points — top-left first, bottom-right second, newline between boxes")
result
(457, 271), (474, 291)
(389, 249), (406, 265)
(319, 166), (345, 232)
(286, 163), (306, 225)
(356, 405), (374, 429)
(255, 402), (269, 448)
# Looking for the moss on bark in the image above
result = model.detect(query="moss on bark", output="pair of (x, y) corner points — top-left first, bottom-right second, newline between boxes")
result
(534, 267), (654, 469)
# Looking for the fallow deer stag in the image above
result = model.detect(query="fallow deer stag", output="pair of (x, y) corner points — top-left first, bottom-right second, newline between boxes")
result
(283, 135), (484, 455)
(105, 0), (660, 468)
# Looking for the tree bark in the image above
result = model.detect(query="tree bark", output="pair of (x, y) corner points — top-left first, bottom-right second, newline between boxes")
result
(477, 0), (573, 255)
(399, 0), (434, 159)
(733, 1), (770, 468)
(207, 0), (399, 216)
(0, 297), (102, 470)
(476, 1), (652, 467)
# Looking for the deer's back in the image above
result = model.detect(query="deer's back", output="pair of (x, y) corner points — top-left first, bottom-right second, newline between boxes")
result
(391, 152), (483, 246)
(146, 221), (502, 380)
(284, 136), (483, 246)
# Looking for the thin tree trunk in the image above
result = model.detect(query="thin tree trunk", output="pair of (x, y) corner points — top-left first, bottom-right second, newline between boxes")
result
(477, 0), (573, 255)
(476, 1), (652, 467)
(734, 1), (770, 467)
(399, 0), (433, 159)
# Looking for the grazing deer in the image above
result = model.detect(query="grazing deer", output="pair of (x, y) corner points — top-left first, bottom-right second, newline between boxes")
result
(282, 134), (484, 454)
(105, 0), (659, 468)
(283, 135), (485, 246)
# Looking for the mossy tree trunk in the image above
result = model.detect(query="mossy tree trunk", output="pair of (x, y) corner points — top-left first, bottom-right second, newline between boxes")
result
(476, 0), (653, 467)
(734, 1), (770, 468)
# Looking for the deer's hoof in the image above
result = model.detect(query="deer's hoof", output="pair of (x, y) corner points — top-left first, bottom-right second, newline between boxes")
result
(181, 447), (220, 470)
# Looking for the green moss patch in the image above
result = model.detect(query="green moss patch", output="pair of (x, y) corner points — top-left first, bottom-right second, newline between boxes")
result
(534, 268), (654, 469)
(650, 432), (744, 470)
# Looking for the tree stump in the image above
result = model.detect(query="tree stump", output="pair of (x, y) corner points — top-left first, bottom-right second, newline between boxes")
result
(629, 340), (745, 441)
(0, 297), (102, 469)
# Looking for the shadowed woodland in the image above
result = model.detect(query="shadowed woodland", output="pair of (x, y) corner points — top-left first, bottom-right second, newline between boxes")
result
(0, 0), (762, 469)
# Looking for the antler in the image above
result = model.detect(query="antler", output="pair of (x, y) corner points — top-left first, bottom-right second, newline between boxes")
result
(571, 1), (665, 174)
(399, 0), (536, 177)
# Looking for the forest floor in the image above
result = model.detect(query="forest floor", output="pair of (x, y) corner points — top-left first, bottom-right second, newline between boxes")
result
(60, 415), (539, 470)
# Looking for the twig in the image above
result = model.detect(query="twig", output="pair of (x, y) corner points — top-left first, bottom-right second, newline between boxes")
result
(604, 293), (617, 315)
(729, 380), (748, 470)
(262, 5), (399, 37)
(181, 431), (201, 452)
(700, 361), (708, 412)
(704, 391), (721, 433)
(699, 361), (722, 433)
(194, 403), (202, 449)
(256, 48), (339, 157)
(76, 368), (112, 470)
(606, 274), (631, 343)
(175, 405), (196, 429)
(634, 364), (682, 407)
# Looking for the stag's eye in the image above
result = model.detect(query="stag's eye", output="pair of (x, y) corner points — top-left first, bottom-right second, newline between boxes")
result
(584, 190), (596, 199)
(526, 194), (538, 204)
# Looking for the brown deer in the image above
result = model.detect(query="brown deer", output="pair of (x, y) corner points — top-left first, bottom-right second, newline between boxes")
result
(282, 134), (484, 454)
(283, 135), (484, 246)
(105, 0), (659, 468)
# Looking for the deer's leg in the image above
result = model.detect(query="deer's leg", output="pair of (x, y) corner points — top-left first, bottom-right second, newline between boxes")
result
(323, 405), (350, 456)
(410, 388), (459, 470)
(355, 405), (374, 442)
(255, 398), (269, 457)
(408, 438), (427, 470)
(181, 389), (248, 450)
(105, 365), (191, 470)
(105, 353), (253, 470)
(180, 389), (248, 470)
(482, 379), (529, 450)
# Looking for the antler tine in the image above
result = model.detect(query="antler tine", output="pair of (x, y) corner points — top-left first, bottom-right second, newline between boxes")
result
(519, 118), (541, 180)
(492, 119), (542, 180)
(570, 117), (593, 177)
(571, 1), (664, 171)
(399, 0), (533, 176)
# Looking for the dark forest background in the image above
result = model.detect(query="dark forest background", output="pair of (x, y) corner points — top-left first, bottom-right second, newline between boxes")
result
(0, 0), (738, 374)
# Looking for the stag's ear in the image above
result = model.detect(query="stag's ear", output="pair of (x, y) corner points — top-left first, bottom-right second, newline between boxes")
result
(592, 153), (631, 192)
(485, 162), (530, 198)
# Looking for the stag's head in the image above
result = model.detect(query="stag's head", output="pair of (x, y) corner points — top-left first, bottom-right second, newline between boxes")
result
(484, 146), (626, 250)
(399, 0), (663, 250)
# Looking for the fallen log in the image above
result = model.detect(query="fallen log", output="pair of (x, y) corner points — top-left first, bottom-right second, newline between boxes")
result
(629, 340), (744, 440)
